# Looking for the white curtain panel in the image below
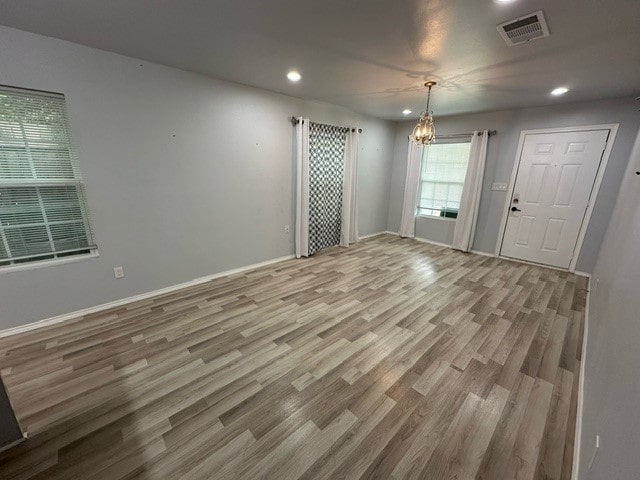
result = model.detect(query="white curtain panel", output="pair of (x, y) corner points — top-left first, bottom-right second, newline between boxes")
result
(399, 138), (425, 238)
(340, 128), (360, 247)
(452, 130), (489, 252)
(295, 117), (310, 258)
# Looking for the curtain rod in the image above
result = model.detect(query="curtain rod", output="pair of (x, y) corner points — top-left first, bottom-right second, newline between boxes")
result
(406, 130), (497, 141)
(291, 116), (362, 133)
(438, 130), (497, 138)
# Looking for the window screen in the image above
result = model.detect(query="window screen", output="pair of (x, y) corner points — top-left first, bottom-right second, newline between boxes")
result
(418, 142), (471, 218)
(0, 87), (96, 266)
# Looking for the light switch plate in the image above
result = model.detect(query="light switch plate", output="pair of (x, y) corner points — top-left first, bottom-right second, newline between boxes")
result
(113, 266), (125, 279)
(491, 182), (508, 191)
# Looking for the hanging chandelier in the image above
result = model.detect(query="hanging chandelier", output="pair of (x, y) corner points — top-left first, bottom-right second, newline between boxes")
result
(412, 81), (437, 145)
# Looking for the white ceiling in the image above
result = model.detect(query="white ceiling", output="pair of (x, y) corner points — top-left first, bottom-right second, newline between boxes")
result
(0, 0), (639, 120)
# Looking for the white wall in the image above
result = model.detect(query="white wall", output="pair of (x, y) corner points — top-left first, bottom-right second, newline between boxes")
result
(579, 128), (640, 479)
(0, 26), (396, 329)
(387, 98), (640, 272)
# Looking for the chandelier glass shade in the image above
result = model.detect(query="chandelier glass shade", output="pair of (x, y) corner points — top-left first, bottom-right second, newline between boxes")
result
(412, 81), (437, 146)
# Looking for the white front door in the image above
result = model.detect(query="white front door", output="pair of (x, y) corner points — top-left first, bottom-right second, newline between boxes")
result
(500, 129), (610, 269)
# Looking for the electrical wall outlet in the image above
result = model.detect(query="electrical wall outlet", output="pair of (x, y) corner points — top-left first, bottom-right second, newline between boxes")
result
(491, 182), (508, 191)
(589, 434), (600, 469)
(284, 224), (290, 233)
(113, 266), (125, 279)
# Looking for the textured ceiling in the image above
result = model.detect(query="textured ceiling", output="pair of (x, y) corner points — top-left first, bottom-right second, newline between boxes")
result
(0, 0), (638, 119)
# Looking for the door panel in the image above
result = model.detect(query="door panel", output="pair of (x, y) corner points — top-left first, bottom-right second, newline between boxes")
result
(554, 164), (580, 206)
(500, 130), (609, 269)
(524, 163), (549, 203)
(541, 218), (565, 251)
(515, 216), (535, 246)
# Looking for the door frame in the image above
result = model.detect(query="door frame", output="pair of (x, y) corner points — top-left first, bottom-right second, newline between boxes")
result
(495, 123), (619, 272)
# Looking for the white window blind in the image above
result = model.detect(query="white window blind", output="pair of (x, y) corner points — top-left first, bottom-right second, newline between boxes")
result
(418, 141), (472, 218)
(0, 86), (96, 266)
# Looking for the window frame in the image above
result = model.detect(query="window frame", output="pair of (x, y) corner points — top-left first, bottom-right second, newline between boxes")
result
(0, 85), (97, 271)
(0, 249), (99, 274)
(416, 140), (472, 220)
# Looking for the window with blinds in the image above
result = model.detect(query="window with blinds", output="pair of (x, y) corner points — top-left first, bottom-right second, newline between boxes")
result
(418, 141), (472, 219)
(0, 87), (96, 267)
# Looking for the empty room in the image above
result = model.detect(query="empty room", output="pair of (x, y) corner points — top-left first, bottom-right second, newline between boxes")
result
(0, 0), (639, 479)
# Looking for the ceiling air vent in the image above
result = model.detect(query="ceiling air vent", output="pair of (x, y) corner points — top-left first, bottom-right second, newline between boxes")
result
(497, 10), (550, 46)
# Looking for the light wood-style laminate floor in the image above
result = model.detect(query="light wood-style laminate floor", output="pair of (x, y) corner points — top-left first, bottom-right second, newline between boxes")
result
(0, 234), (587, 480)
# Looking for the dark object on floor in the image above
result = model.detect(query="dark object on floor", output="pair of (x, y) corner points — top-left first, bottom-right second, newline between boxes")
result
(0, 375), (23, 452)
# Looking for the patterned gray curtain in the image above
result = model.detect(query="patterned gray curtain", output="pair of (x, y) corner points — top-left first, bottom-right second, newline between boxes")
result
(308, 122), (347, 255)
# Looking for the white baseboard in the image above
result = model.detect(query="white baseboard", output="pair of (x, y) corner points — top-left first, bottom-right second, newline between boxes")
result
(359, 231), (387, 240)
(389, 232), (496, 255)
(470, 249), (496, 258)
(384, 230), (453, 249)
(0, 254), (296, 338)
(572, 275), (591, 480)
(412, 236), (452, 249)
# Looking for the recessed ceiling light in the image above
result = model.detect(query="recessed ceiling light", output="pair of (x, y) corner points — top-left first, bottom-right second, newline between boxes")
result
(494, 0), (517, 3)
(551, 87), (569, 96)
(402, 109), (412, 115)
(287, 71), (302, 82)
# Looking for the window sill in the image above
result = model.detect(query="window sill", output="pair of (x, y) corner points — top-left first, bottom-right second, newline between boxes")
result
(416, 215), (458, 222)
(0, 250), (99, 274)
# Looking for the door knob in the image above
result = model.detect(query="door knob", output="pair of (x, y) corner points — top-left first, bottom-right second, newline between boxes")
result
(511, 206), (522, 212)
